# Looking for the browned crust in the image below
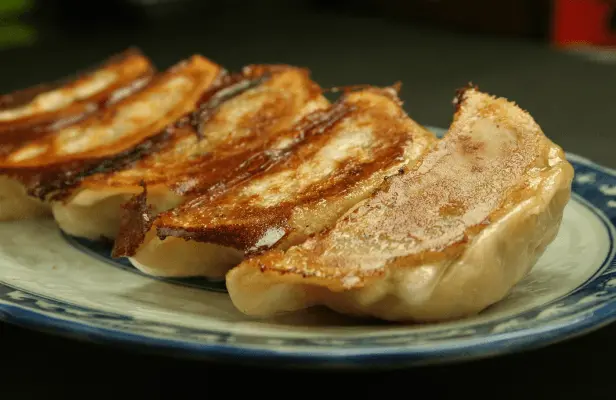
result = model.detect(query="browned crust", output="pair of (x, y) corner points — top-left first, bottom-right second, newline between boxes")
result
(0, 47), (144, 110)
(178, 68), (272, 139)
(75, 64), (323, 199)
(107, 100), (353, 257)
(0, 83), (64, 112)
(105, 65), (329, 257)
(242, 87), (562, 290)
(153, 101), (355, 253)
(152, 88), (421, 253)
(192, 100), (352, 197)
(0, 56), (222, 200)
(168, 66), (324, 197)
(0, 48), (155, 137)
(250, 230), (471, 291)
(158, 214), (289, 254)
(9, 64), (296, 202)
(18, 69), (269, 201)
(3, 128), (175, 201)
(39, 66), (278, 201)
(111, 182), (153, 258)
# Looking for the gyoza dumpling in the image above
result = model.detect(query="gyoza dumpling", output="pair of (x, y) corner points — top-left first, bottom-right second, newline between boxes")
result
(116, 87), (436, 279)
(226, 86), (574, 322)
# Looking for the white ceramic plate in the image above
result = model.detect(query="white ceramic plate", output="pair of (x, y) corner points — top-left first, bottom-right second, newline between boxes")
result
(1, 127), (615, 368)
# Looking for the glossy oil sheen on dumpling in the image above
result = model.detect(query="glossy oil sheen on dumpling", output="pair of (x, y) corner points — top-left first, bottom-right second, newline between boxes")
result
(226, 86), (574, 322)
(123, 87), (436, 279)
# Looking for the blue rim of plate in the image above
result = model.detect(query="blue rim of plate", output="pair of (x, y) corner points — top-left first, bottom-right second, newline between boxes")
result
(0, 148), (615, 368)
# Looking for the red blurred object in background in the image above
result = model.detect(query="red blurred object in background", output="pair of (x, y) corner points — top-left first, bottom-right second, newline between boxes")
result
(552, 0), (616, 46)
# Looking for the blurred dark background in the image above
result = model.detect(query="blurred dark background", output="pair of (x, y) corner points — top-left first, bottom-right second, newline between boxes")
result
(0, 0), (614, 77)
(0, 0), (558, 50)
(1, 0), (613, 56)
(0, 0), (614, 170)
(18, 0), (555, 39)
(0, 0), (615, 180)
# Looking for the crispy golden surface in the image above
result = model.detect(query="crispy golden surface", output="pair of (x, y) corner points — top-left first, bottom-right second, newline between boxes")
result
(81, 65), (326, 197)
(226, 86), (574, 321)
(120, 87), (435, 279)
(0, 55), (222, 201)
(56, 65), (328, 241)
(0, 48), (154, 141)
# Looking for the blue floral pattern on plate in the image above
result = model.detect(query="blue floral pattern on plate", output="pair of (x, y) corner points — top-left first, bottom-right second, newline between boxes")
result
(0, 140), (615, 368)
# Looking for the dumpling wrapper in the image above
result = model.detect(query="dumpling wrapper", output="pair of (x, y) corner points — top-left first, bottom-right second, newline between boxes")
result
(226, 86), (574, 322)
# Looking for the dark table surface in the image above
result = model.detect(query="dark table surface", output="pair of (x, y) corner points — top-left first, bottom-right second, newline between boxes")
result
(1, 3), (615, 397)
